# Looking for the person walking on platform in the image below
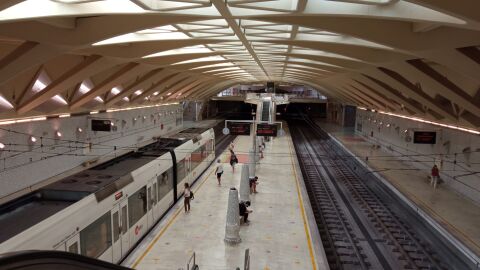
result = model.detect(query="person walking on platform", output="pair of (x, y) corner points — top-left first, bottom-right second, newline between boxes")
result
(229, 142), (235, 152)
(431, 165), (440, 189)
(230, 151), (238, 173)
(183, 182), (191, 213)
(215, 159), (224, 185)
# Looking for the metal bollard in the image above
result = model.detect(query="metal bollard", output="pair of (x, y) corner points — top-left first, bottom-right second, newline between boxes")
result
(248, 150), (256, 178)
(225, 187), (241, 244)
(239, 164), (250, 203)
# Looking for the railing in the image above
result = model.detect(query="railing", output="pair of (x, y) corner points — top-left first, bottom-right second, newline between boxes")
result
(244, 249), (250, 270)
(178, 252), (198, 270)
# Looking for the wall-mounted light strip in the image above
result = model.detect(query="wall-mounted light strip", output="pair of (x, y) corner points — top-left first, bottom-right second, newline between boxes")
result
(106, 102), (180, 113)
(0, 102), (180, 126)
(376, 110), (480, 135)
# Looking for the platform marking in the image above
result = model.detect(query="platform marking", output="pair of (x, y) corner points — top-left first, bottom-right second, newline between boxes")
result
(130, 137), (239, 268)
(286, 128), (318, 270)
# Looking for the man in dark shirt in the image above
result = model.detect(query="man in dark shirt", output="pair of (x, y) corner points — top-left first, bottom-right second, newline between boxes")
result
(239, 201), (252, 224)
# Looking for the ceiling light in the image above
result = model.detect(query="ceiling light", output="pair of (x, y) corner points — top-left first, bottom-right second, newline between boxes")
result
(0, 143), (5, 149)
(56, 131), (62, 137)
(167, 92), (172, 96)
(0, 95), (14, 109)
(77, 127), (83, 133)
(153, 92), (159, 96)
(123, 97), (130, 102)
(90, 111), (99, 114)
(30, 136), (37, 143)
(111, 87), (121, 95)
(134, 90), (143, 96)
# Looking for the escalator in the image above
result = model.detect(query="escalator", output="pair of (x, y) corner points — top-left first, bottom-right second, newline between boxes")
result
(0, 251), (133, 270)
(261, 101), (270, 122)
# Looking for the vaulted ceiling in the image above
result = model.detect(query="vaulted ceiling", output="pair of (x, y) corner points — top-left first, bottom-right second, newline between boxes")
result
(0, 0), (479, 129)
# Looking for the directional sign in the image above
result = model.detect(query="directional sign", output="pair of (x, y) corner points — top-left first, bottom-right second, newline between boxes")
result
(256, 124), (277, 137)
(227, 122), (251, 135)
(413, 131), (436, 144)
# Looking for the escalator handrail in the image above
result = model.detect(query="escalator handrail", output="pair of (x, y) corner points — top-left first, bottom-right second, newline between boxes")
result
(0, 250), (133, 270)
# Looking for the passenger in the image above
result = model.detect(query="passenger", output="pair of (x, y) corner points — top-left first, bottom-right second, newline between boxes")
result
(249, 176), (259, 194)
(431, 165), (440, 189)
(239, 201), (252, 224)
(215, 159), (224, 185)
(259, 144), (264, 159)
(184, 182), (191, 213)
(228, 142), (235, 152)
(230, 152), (238, 173)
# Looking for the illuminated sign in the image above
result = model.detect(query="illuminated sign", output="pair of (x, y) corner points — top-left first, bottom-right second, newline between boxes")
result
(227, 122), (251, 136)
(413, 131), (436, 144)
(256, 124), (278, 137)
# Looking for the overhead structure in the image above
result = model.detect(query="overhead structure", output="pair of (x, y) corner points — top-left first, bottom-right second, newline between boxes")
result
(0, 0), (478, 129)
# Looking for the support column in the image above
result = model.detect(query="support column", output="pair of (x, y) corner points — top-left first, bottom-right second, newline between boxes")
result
(249, 150), (256, 178)
(239, 164), (250, 203)
(224, 187), (241, 244)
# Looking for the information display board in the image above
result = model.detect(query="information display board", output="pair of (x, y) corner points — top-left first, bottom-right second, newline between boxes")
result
(256, 123), (277, 137)
(91, 119), (111, 132)
(227, 122), (251, 135)
(413, 131), (436, 144)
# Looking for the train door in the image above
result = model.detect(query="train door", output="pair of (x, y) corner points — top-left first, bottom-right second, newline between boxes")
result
(66, 235), (80, 255)
(111, 204), (122, 263)
(152, 181), (158, 220)
(147, 182), (154, 229)
(119, 200), (129, 258)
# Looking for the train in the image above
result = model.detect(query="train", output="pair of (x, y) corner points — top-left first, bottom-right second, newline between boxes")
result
(0, 127), (215, 263)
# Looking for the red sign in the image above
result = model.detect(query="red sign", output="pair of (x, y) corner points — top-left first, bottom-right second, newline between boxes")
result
(115, 191), (123, 200)
(135, 224), (143, 235)
(256, 124), (278, 137)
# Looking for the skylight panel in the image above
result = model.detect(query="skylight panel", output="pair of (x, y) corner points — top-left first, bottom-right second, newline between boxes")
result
(143, 45), (212, 58)
(0, 95), (13, 109)
(174, 55), (226, 65)
(93, 25), (189, 46)
(190, 62), (235, 69)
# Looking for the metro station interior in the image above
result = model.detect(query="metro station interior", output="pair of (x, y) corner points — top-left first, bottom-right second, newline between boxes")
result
(0, 1), (479, 269)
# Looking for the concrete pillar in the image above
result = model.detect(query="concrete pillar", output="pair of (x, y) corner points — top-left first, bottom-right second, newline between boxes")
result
(224, 187), (241, 244)
(240, 164), (250, 203)
(249, 150), (256, 178)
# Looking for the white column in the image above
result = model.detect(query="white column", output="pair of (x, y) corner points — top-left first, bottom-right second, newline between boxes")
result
(239, 164), (250, 203)
(224, 187), (241, 244)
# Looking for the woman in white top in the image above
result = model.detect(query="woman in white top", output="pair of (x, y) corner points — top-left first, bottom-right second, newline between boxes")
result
(215, 159), (224, 185)
(184, 182), (191, 213)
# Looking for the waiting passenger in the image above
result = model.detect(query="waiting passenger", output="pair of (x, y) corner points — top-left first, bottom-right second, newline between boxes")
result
(431, 165), (440, 189)
(259, 144), (264, 159)
(230, 152), (238, 173)
(184, 182), (191, 213)
(249, 176), (259, 194)
(239, 201), (252, 225)
(215, 159), (224, 185)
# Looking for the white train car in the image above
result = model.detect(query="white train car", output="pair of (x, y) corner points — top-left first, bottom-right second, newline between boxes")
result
(0, 128), (215, 264)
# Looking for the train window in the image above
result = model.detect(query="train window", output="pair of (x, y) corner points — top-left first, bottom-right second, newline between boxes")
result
(177, 159), (186, 182)
(158, 168), (173, 200)
(191, 145), (207, 170)
(128, 187), (147, 228)
(153, 183), (158, 204)
(68, 242), (78, 254)
(80, 212), (112, 258)
(121, 206), (128, 235)
(112, 212), (119, 242)
(147, 187), (153, 210)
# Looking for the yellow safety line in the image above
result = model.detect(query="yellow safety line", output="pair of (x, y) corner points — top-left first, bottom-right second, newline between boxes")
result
(286, 127), (318, 270)
(131, 137), (238, 268)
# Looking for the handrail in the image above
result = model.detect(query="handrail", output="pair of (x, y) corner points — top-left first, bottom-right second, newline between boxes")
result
(0, 250), (132, 270)
(187, 252), (197, 270)
(244, 248), (250, 270)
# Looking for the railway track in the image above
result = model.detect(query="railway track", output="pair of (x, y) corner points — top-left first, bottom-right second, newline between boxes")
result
(289, 117), (454, 270)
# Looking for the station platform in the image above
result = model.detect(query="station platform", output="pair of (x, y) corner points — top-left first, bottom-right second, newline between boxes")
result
(316, 120), (480, 261)
(123, 126), (326, 269)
